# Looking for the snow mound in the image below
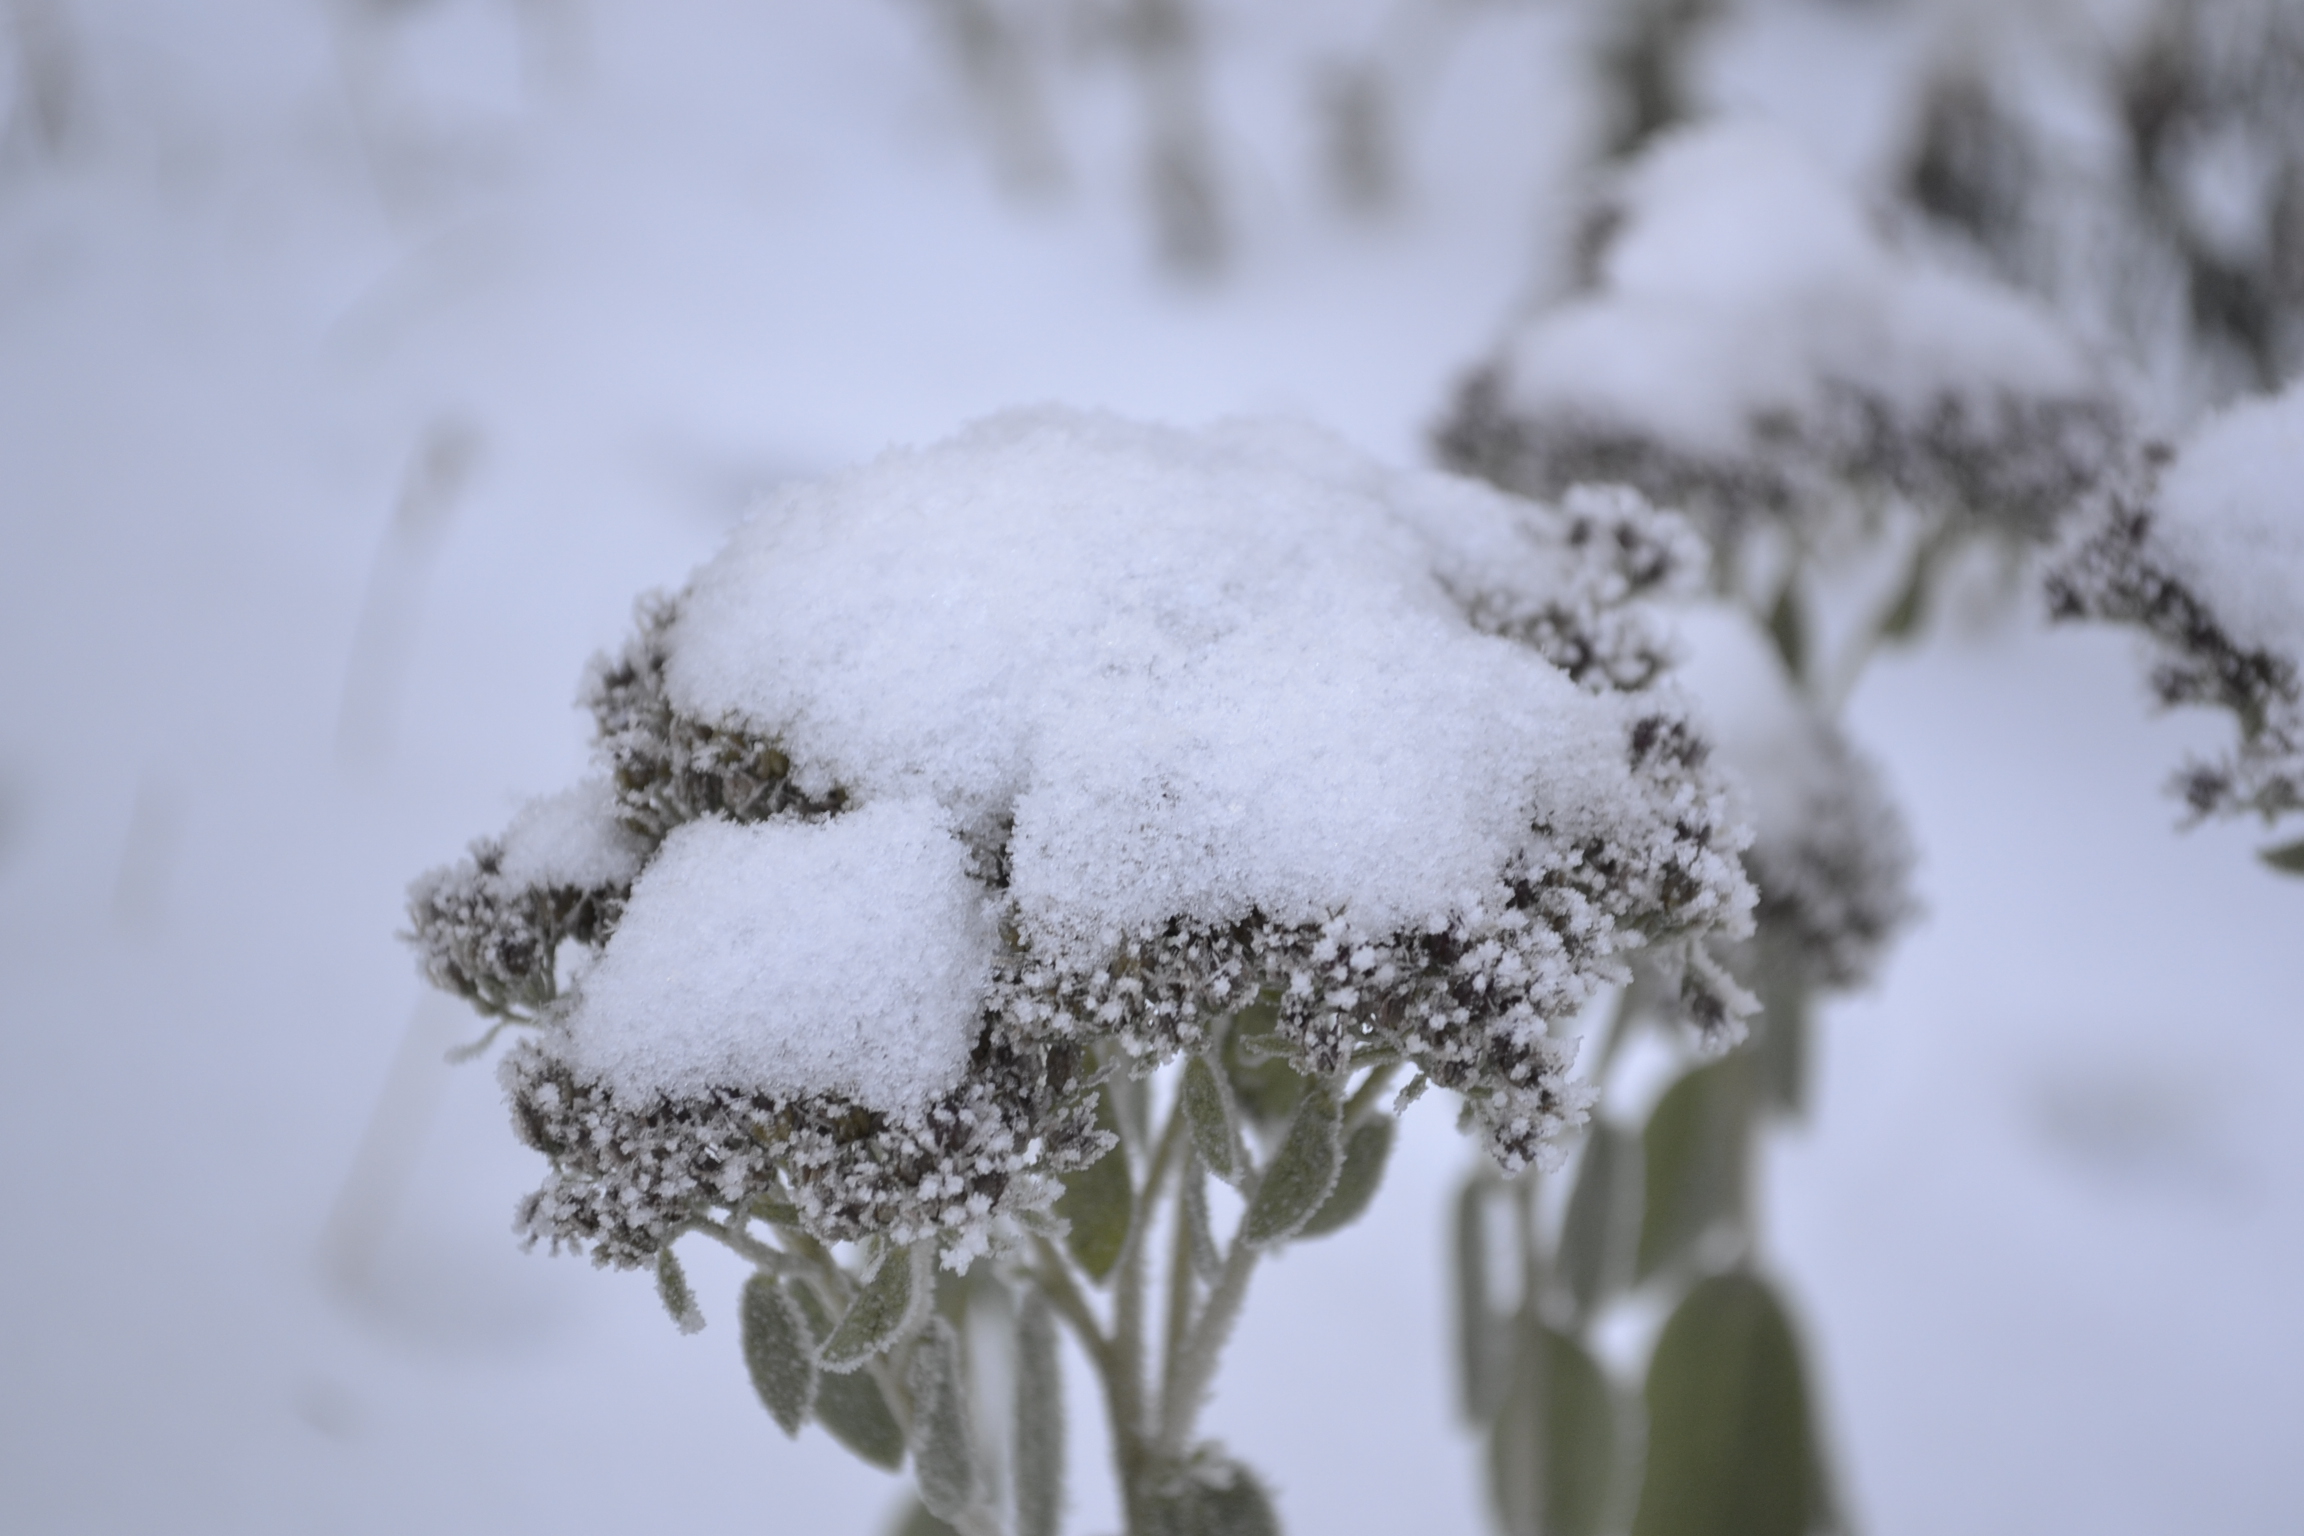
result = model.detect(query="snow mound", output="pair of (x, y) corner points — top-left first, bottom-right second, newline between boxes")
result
(562, 801), (994, 1111)
(497, 779), (650, 891)
(667, 409), (1677, 968)
(2153, 385), (2304, 661)
(1496, 119), (2088, 457)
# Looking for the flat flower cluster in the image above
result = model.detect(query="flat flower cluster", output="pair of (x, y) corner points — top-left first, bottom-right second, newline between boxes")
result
(408, 410), (1758, 1267)
(1738, 711), (1916, 992)
(1436, 121), (2125, 577)
(2048, 387), (2304, 823)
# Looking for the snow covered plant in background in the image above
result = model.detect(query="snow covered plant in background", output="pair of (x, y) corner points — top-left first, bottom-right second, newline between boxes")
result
(1438, 121), (2127, 685)
(406, 409), (1756, 1534)
(1905, 0), (2304, 408)
(1431, 116), (2117, 1536)
(2049, 380), (2304, 860)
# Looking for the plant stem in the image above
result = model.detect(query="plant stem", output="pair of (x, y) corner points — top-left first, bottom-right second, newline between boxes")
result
(1154, 1188), (1260, 1459)
(1159, 1155), (1200, 1444)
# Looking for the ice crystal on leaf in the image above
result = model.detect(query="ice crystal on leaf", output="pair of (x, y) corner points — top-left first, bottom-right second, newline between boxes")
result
(408, 408), (1755, 1266)
(2049, 383), (2304, 823)
(1437, 120), (2125, 573)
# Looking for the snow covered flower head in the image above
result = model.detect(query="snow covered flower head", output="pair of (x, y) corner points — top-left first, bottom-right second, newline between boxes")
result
(408, 409), (1755, 1268)
(1677, 611), (1916, 997)
(1438, 121), (2125, 582)
(2049, 382), (2304, 825)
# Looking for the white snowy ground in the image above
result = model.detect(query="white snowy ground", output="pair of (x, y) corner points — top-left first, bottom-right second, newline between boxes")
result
(1, 4), (2297, 1535)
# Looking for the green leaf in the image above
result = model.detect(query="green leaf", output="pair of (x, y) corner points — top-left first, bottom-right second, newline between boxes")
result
(1454, 1177), (1508, 1423)
(1296, 1113), (1394, 1238)
(1181, 1156), (1224, 1281)
(1140, 1461), (1282, 1536)
(1558, 1119), (1639, 1321)
(1635, 1060), (1749, 1282)
(1222, 1000), (1305, 1132)
(1766, 580), (1807, 684)
(654, 1244), (705, 1334)
(1182, 1055), (1241, 1185)
(1239, 1082), (1342, 1246)
(2259, 835), (2304, 875)
(1013, 1290), (1065, 1536)
(1489, 1324), (1621, 1536)
(1632, 1272), (1819, 1536)
(907, 1318), (981, 1525)
(821, 1243), (925, 1373)
(789, 1282), (906, 1470)
(740, 1272), (816, 1437)
(1056, 1084), (1134, 1282)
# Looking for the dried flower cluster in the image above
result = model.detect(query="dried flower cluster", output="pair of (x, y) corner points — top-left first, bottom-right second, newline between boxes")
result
(1736, 710), (1917, 993)
(2049, 496), (2303, 822)
(1435, 121), (2126, 584)
(406, 411), (1758, 1268)
(1440, 370), (2123, 572)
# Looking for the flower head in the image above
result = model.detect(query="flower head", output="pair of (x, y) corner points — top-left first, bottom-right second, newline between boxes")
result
(408, 409), (1756, 1263)
(1438, 121), (2125, 579)
(2048, 383), (2304, 823)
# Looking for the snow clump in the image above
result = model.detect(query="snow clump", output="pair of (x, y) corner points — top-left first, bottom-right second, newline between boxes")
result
(407, 408), (1757, 1266)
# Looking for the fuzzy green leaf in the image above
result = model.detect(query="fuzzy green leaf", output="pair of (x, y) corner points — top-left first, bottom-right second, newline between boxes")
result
(1240, 1083), (1342, 1246)
(1558, 1120), (1639, 1321)
(1296, 1113), (1394, 1238)
(1490, 1324), (1621, 1536)
(789, 1282), (906, 1470)
(821, 1244), (924, 1373)
(1636, 1060), (1748, 1282)
(654, 1244), (705, 1334)
(740, 1272), (816, 1437)
(1632, 1272), (1819, 1536)
(908, 1318), (981, 1525)
(1222, 1001), (1304, 1132)
(1454, 1177), (1508, 1423)
(1182, 1055), (1241, 1185)
(1056, 1085), (1134, 1282)
(2260, 836), (2304, 875)
(1013, 1290), (1065, 1536)
(1182, 1156), (1224, 1281)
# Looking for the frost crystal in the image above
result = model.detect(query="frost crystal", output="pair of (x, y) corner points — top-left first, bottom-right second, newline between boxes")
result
(1437, 121), (2124, 568)
(2048, 385), (2304, 822)
(408, 408), (1756, 1263)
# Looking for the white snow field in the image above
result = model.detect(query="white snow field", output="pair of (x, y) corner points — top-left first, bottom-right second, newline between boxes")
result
(1, 4), (2298, 1535)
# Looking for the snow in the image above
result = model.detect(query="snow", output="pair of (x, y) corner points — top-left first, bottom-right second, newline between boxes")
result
(495, 778), (646, 890)
(563, 803), (993, 1111)
(1497, 119), (2091, 458)
(2153, 380), (2304, 660)
(669, 409), (1638, 967)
